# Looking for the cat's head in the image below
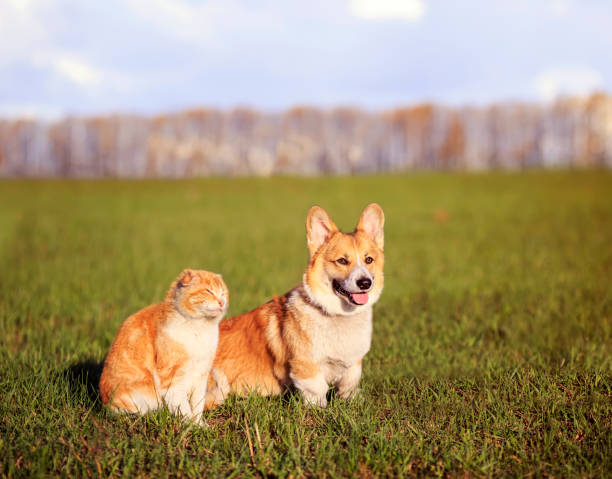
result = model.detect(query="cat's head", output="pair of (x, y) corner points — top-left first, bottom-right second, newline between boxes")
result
(168, 269), (229, 321)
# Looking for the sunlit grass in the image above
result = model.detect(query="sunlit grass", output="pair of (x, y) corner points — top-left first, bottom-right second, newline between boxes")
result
(0, 172), (610, 477)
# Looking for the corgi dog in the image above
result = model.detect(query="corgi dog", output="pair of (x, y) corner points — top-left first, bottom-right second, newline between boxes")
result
(99, 269), (229, 424)
(206, 203), (384, 408)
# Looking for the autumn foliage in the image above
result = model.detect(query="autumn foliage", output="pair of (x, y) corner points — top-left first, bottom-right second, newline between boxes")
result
(1, 94), (611, 177)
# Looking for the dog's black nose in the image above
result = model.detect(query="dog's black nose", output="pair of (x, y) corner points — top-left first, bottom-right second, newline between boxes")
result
(356, 277), (371, 290)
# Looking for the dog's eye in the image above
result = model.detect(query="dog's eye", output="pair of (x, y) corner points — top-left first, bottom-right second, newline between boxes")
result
(365, 256), (374, 264)
(336, 258), (349, 265)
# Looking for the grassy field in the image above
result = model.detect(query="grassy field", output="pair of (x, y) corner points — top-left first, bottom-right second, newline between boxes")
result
(0, 172), (610, 477)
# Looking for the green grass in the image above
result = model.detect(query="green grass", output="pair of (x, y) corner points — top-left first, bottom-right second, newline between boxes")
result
(0, 172), (610, 477)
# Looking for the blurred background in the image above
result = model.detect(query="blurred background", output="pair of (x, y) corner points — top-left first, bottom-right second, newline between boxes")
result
(1, 0), (611, 177)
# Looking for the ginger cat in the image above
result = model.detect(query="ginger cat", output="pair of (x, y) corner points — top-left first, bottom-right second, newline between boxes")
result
(99, 269), (228, 425)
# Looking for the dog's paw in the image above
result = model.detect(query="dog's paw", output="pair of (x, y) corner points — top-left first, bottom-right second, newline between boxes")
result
(187, 413), (209, 428)
(302, 392), (328, 408)
(195, 418), (209, 428)
(338, 386), (361, 401)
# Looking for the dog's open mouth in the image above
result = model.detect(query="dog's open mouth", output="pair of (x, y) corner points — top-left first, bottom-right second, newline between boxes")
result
(332, 280), (369, 305)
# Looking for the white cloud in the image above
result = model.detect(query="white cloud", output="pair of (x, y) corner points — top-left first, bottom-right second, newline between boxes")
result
(52, 56), (101, 87)
(551, 0), (570, 16)
(349, 0), (426, 22)
(0, 0), (46, 67)
(0, 102), (64, 121)
(4, 0), (36, 12)
(27, 51), (136, 91)
(0, 0), (280, 102)
(0, 1), (108, 90)
(534, 67), (604, 101)
(123, 0), (213, 44)
(122, 0), (278, 45)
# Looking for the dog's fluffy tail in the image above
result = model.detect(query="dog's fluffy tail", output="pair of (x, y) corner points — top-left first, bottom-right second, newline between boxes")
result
(205, 367), (230, 409)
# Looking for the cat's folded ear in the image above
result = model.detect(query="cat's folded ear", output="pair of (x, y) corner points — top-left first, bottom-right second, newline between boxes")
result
(178, 269), (194, 288)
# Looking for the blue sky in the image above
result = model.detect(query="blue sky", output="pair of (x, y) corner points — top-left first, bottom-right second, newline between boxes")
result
(1, 0), (611, 118)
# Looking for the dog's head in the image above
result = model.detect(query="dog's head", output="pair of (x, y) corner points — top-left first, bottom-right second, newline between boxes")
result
(303, 203), (384, 316)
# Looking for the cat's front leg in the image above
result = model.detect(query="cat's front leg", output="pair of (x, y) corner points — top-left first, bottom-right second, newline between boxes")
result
(188, 374), (209, 426)
(110, 388), (160, 415)
(336, 361), (362, 401)
(163, 383), (194, 420)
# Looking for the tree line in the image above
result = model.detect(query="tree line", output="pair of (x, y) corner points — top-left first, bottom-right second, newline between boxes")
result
(1, 93), (611, 177)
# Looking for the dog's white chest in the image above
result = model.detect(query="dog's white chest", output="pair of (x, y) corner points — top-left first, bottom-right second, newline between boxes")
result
(309, 309), (372, 383)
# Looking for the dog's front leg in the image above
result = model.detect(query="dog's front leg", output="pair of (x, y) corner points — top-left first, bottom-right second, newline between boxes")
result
(289, 360), (329, 407)
(292, 373), (329, 407)
(336, 361), (362, 401)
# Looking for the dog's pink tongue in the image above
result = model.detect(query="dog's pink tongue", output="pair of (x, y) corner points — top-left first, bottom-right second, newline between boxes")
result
(351, 292), (369, 305)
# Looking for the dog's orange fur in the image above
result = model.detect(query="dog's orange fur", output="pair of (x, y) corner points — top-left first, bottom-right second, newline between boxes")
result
(206, 204), (384, 408)
(99, 269), (228, 423)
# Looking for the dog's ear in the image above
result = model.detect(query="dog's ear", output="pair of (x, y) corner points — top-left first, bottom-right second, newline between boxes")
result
(356, 203), (384, 250)
(306, 206), (338, 257)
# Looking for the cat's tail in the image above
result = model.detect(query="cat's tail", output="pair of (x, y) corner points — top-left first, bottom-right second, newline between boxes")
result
(205, 367), (230, 409)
